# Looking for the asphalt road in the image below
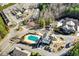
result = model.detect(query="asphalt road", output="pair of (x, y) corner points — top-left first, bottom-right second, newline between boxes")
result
(0, 26), (29, 55)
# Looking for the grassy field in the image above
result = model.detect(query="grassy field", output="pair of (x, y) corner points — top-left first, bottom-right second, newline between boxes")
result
(0, 3), (15, 41)
(0, 3), (15, 11)
(0, 16), (8, 41)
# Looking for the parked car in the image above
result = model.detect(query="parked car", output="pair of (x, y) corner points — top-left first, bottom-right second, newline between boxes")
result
(44, 46), (52, 52)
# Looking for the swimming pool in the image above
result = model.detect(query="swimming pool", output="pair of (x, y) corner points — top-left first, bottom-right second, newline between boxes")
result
(24, 34), (41, 44)
(28, 35), (40, 41)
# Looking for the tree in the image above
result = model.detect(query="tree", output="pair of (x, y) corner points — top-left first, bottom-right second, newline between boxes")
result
(65, 5), (79, 17)
(66, 43), (79, 56)
(31, 52), (41, 56)
(44, 18), (53, 27)
(39, 3), (49, 11)
(38, 17), (53, 28)
(42, 18), (46, 28)
(21, 20), (27, 25)
(38, 17), (46, 28)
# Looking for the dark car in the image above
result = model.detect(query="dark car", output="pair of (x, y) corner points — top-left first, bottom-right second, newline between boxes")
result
(44, 46), (52, 52)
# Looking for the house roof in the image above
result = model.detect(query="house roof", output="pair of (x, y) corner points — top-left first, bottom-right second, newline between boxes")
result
(42, 38), (51, 44)
(57, 22), (63, 27)
(66, 21), (75, 26)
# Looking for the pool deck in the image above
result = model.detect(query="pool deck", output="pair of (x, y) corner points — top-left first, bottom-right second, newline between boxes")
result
(23, 34), (41, 44)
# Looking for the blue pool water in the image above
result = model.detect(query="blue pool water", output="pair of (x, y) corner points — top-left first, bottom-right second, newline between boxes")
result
(26, 35), (40, 41)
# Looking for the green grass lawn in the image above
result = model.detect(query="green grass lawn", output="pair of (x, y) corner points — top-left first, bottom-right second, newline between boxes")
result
(0, 16), (8, 41)
(0, 3), (15, 11)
